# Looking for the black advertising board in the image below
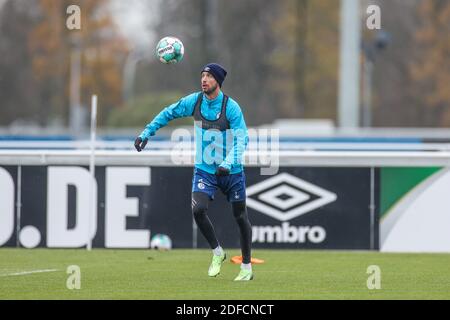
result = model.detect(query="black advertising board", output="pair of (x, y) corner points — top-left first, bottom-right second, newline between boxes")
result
(0, 166), (379, 250)
(198, 168), (379, 250)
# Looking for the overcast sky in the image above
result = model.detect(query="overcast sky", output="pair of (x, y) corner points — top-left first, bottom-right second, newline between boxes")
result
(110, 0), (161, 50)
(0, 0), (159, 49)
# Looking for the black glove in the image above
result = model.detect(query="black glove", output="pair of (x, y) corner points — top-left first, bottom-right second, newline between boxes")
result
(134, 137), (148, 152)
(215, 166), (230, 176)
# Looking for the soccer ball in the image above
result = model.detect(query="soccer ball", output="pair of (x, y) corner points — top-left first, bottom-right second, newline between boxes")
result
(150, 234), (172, 251)
(156, 36), (184, 64)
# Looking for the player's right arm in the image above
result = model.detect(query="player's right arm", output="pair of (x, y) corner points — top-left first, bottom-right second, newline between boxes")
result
(134, 92), (199, 152)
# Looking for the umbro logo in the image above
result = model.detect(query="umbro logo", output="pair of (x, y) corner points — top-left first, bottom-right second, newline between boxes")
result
(246, 173), (337, 221)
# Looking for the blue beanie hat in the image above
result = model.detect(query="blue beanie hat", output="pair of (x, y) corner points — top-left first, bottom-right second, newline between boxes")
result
(201, 63), (227, 87)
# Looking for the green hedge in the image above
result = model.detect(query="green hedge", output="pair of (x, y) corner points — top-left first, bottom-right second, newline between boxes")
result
(107, 92), (193, 128)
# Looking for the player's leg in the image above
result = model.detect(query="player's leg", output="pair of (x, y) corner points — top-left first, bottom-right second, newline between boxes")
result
(191, 169), (226, 277)
(192, 192), (219, 250)
(192, 192), (226, 277)
(222, 171), (254, 281)
(232, 200), (252, 264)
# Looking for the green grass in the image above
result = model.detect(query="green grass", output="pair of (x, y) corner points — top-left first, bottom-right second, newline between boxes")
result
(1, 249), (450, 300)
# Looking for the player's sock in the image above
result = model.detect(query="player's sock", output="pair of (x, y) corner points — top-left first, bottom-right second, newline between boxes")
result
(213, 246), (224, 256)
(192, 192), (219, 249)
(232, 200), (252, 264)
(241, 263), (252, 271)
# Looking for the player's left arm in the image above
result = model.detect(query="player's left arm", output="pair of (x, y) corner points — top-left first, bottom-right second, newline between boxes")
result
(220, 101), (249, 171)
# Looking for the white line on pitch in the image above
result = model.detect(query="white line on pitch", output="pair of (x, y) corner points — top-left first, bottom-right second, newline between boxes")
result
(0, 269), (59, 277)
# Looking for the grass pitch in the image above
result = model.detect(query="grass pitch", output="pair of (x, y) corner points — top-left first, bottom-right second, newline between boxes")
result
(1, 249), (450, 300)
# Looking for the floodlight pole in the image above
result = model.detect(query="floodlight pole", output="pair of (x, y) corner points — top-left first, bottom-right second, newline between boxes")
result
(362, 57), (374, 127)
(70, 34), (83, 136)
(338, 0), (361, 128)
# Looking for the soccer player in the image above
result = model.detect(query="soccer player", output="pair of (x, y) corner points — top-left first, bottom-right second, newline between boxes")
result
(134, 63), (253, 281)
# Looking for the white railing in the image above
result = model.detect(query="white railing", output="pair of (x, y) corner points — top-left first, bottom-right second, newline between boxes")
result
(1, 140), (450, 152)
(1, 150), (450, 167)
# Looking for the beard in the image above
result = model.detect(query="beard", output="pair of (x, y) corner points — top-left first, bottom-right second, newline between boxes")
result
(203, 83), (218, 95)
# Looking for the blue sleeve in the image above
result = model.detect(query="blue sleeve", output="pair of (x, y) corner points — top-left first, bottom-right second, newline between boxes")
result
(139, 92), (200, 140)
(221, 100), (249, 170)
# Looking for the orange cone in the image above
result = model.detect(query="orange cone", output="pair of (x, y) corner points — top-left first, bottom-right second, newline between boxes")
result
(231, 255), (265, 264)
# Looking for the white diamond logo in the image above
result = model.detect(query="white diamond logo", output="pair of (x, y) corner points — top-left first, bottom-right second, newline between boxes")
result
(258, 185), (310, 210)
(246, 173), (337, 221)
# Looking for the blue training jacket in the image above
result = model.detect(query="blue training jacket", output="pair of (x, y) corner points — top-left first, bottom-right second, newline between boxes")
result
(139, 90), (248, 174)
